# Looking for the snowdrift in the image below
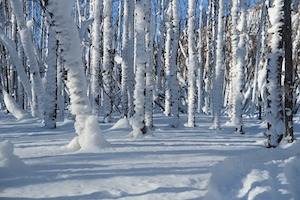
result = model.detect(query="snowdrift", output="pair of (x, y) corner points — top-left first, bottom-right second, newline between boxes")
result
(205, 142), (300, 200)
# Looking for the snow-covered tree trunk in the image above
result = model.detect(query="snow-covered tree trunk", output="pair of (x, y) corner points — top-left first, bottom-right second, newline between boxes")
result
(11, 0), (44, 118)
(145, 0), (154, 130)
(203, 1), (213, 115)
(164, 1), (173, 117)
(283, 0), (294, 142)
(170, 0), (180, 127)
(56, 48), (65, 121)
(212, 0), (224, 129)
(102, 0), (113, 122)
(265, 0), (285, 147)
(228, 0), (239, 122)
(252, 0), (267, 115)
(90, 0), (103, 115)
(121, 0), (134, 118)
(197, 1), (204, 114)
(131, 0), (147, 138)
(46, 0), (108, 151)
(186, 0), (197, 127)
(232, 0), (247, 134)
(44, 27), (57, 129)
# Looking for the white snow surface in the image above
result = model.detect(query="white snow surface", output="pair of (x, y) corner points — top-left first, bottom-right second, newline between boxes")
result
(0, 111), (299, 199)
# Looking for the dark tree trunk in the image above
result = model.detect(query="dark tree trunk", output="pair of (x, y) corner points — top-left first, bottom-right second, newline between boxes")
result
(283, 0), (294, 142)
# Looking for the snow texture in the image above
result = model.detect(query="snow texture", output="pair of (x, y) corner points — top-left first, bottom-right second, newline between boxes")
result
(47, 0), (108, 150)
(0, 112), (299, 199)
(0, 139), (29, 178)
(2, 90), (29, 120)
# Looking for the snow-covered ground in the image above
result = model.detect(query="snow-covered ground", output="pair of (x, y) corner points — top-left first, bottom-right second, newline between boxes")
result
(0, 111), (299, 199)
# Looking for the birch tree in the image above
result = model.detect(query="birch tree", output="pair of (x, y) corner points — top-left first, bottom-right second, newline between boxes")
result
(232, 0), (248, 134)
(265, 0), (285, 147)
(212, 0), (225, 129)
(90, 0), (103, 115)
(44, 27), (57, 129)
(197, 1), (204, 114)
(145, 0), (154, 130)
(102, 0), (113, 122)
(131, 0), (148, 138)
(186, 0), (197, 127)
(170, 0), (180, 127)
(121, 0), (135, 118)
(46, 0), (108, 151)
(164, 1), (173, 117)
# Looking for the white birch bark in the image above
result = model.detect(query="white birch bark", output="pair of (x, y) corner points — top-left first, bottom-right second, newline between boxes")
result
(145, 0), (154, 130)
(266, 0), (285, 147)
(203, 1), (212, 115)
(187, 0), (197, 127)
(102, 0), (113, 122)
(170, 0), (180, 127)
(44, 27), (57, 129)
(121, 0), (135, 118)
(197, 1), (204, 114)
(232, 0), (247, 133)
(164, 1), (173, 116)
(212, 0), (225, 129)
(90, 0), (103, 115)
(131, 0), (147, 138)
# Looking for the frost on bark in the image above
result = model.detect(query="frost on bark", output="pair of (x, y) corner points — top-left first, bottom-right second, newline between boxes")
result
(46, 0), (108, 151)
(265, 0), (284, 147)
(90, 0), (103, 115)
(102, 0), (113, 123)
(197, 1), (204, 114)
(212, 0), (225, 129)
(164, 0), (180, 127)
(203, 1), (213, 115)
(229, 0), (239, 122)
(131, 0), (147, 138)
(232, 0), (247, 134)
(121, 0), (134, 118)
(170, 0), (180, 127)
(186, 0), (197, 127)
(44, 27), (57, 129)
(164, 1), (173, 117)
(145, 0), (154, 130)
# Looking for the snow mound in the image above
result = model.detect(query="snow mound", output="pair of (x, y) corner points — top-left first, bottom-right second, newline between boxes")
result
(68, 115), (110, 152)
(109, 117), (132, 131)
(205, 142), (300, 200)
(0, 139), (29, 178)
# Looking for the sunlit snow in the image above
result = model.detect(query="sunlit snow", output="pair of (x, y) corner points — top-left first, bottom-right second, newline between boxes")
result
(0, 111), (299, 199)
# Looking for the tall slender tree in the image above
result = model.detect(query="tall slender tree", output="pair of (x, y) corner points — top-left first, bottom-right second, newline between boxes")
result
(187, 0), (197, 127)
(283, 0), (294, 142)
(212, 0), (225, 129)
(121, 0), (134, 118)
(131, 0), (148, 138)
(90, 0), (103, 115)
(232, 0), (248, 134)
(102, 0), (113, 122)
(46, 0), (108, 151)
(265, 0), (285, 147)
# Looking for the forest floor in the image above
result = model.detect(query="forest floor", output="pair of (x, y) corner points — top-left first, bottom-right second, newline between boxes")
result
(0, 111), (300, 200)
